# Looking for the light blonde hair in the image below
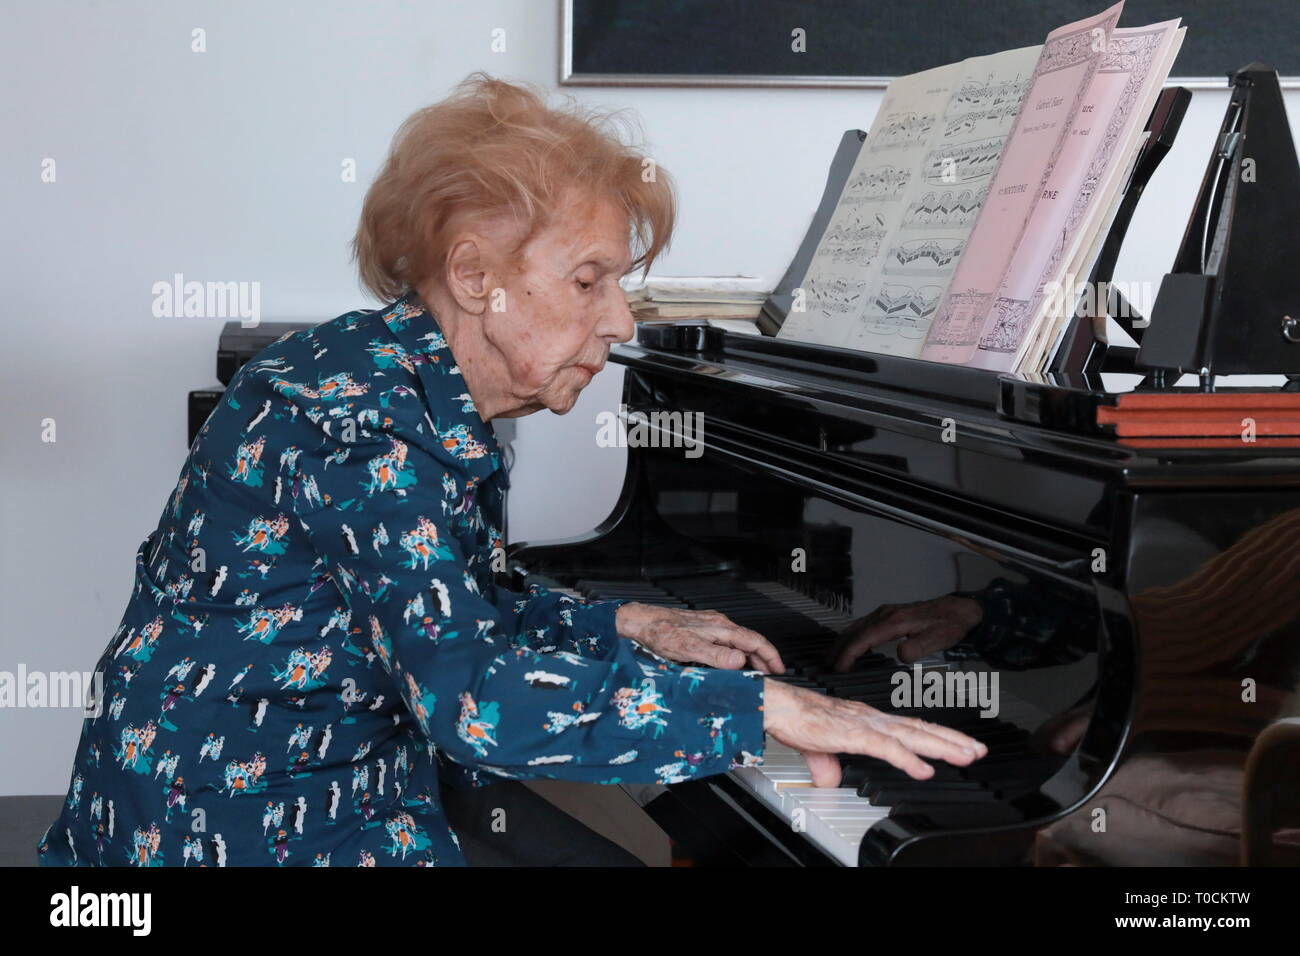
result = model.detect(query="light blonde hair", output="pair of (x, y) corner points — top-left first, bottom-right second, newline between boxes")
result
(353, 72), (676, 302)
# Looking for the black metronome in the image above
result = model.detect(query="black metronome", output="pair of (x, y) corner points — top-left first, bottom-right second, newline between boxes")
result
(1139, 64), (1300, 378)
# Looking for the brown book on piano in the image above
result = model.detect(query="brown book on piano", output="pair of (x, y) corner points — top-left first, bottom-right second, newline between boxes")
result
(1096, 392), (1300, 446)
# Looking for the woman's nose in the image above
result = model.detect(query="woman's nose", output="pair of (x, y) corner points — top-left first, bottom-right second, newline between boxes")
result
(601, 296), (636, 343)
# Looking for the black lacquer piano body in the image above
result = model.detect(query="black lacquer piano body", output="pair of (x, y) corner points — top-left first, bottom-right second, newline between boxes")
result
(506, 326), (1300, 866)
(509, 68), (1300, 866)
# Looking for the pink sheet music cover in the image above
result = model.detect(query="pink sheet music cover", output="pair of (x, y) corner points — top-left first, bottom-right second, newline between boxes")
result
(968, 19), (1182, 372)
(920, 2), (1124, 365)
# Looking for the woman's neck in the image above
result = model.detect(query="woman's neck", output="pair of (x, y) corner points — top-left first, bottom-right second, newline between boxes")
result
(415, 280), (519, 421)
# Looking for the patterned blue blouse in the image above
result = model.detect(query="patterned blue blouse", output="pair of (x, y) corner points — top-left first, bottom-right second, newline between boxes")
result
(38, 290), (766, 867)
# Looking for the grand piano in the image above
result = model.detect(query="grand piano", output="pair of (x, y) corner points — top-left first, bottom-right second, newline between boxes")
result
(504, 72), (1300, 867)
(506, 322), (1300, 866)
(188, 72), (1300, 868)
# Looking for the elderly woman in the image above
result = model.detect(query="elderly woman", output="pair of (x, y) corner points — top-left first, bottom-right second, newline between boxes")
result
(40, 74), (983, 867)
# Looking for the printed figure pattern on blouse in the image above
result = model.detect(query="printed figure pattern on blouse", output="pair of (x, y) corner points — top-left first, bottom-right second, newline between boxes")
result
(38, 290), (766, 868)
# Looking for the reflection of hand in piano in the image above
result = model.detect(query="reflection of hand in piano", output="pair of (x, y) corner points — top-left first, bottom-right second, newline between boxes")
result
(616, 603), (785, 674)
(763, 679), (987, 786)
(830, 595), (983, 672)
(1032, 702), (1092, 756)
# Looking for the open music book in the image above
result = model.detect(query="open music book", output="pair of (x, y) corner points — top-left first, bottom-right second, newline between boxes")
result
(773, 2), (1184, 374)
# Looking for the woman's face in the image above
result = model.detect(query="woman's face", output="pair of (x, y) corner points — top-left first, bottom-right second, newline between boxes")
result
(481, 192), (637, 417)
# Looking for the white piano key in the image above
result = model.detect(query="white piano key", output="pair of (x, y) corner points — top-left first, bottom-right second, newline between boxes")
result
(789, 805), (887, 866)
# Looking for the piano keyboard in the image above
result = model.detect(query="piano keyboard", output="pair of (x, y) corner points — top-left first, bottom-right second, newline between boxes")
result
(569, 576), (1059, 865)
(731, 739), (889, 866)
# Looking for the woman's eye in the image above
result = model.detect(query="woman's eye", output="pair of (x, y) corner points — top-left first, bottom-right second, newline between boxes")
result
(576, 279), (593, 291)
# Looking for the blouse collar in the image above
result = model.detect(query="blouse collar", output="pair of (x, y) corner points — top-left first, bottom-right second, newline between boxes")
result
(378, 288), (505, 485)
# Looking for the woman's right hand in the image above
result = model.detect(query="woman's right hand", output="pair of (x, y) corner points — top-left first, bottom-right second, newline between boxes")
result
(762, 679), (987, 787)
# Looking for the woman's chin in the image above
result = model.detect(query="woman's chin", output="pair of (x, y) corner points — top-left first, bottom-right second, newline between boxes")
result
(545, 385), (588, 416)
(537, 375), (591, 415)
(546, 394), (580, 415)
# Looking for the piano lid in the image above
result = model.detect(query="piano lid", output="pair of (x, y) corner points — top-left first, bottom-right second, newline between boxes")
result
(618, 321), (1300, 483)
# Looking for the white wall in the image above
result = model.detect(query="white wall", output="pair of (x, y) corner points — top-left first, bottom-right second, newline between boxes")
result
(2, 0), (1292, 795)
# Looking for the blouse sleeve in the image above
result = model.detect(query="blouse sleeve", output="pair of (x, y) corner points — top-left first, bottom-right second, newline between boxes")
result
(950, 576), (1098, 670)
(294, 429), (766, 785)
(486, 581), (626, 662)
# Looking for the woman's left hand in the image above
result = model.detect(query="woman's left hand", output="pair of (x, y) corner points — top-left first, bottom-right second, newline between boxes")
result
(828, 595), (982, 672)
(615, 603), (785, 674)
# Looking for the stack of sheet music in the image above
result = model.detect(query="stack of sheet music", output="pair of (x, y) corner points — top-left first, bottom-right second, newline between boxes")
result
(624, 275), (769, 330)
(775, 1), (1184, 374)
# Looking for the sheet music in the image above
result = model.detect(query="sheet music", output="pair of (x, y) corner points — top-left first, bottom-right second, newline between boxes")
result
(1031, 155), (1135, 375)
(1033, 137), (1143, 373)
(778, 63), (958, 347)
(1023, 27), (1187, 374)
(840, 47), (1040, 355)
(966, 21), (1184, 372)
(921, 1), (1125, 365)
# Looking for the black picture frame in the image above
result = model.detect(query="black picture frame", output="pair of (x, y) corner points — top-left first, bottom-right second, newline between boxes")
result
(560, 0), (1300, 89)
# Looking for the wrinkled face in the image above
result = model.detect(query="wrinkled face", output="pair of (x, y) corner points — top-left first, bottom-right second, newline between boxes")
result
(481, 192), (636, 416)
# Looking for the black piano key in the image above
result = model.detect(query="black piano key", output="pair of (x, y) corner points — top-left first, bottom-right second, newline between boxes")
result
(868, 787), (1000, 806)
(838, 755), (962, 783)
(865, 779), (988, 796)
(880, 777), (979, 794)
(768, 676), (822, 689)
(965, 756), (1065, 782)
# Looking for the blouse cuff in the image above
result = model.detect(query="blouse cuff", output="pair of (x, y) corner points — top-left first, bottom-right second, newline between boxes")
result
(565, 598), (625, 659)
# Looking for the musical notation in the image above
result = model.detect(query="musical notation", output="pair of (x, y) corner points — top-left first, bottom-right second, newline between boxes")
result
(943, 100), (1024, 138)
(871, 282), (944, 319)
(902, 188), (987, 228)
(869, 111), (939, 150)
(886, 237), (964, 271)
(922, 137), (1004, 184)
(806, 274), (868, 317)
(949, 73), (1032, 111)
(843, 164), (911, 202)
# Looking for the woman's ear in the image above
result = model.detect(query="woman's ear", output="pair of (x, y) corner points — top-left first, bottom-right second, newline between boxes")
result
(444, 236), (491, 315)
